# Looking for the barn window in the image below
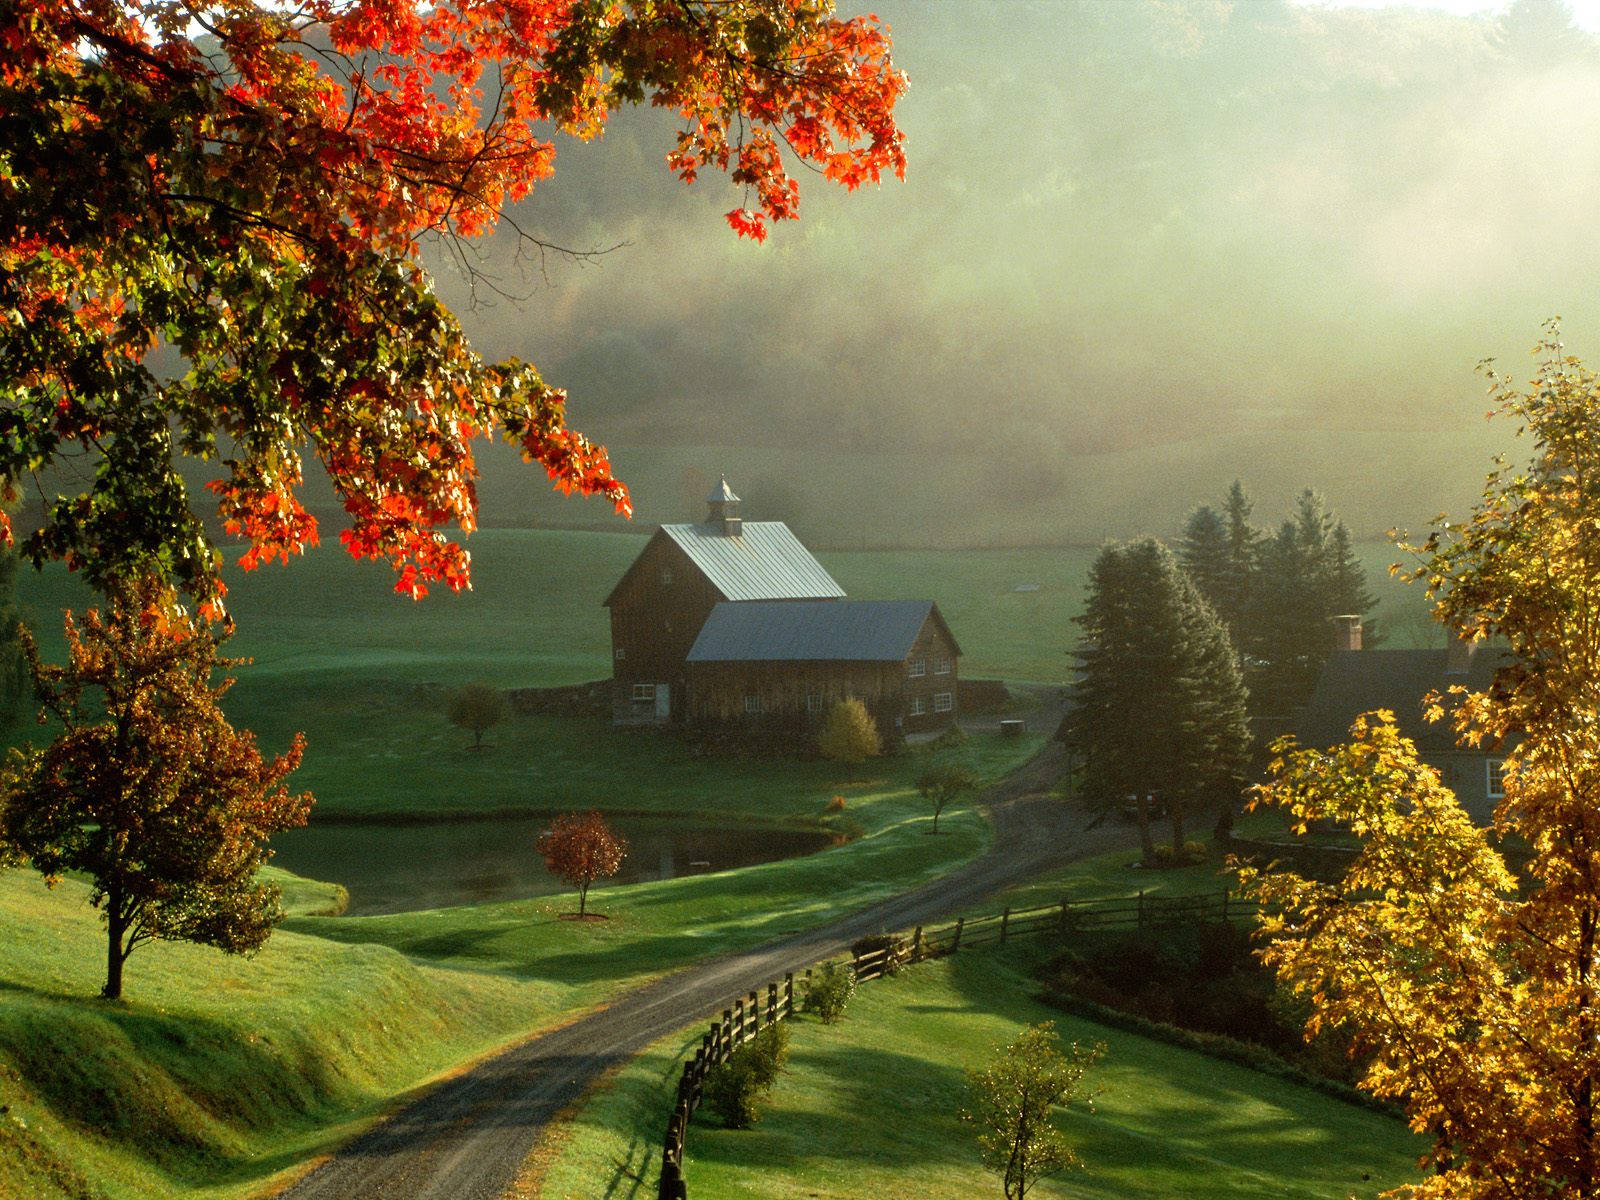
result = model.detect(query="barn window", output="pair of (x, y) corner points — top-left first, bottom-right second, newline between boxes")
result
(1487, 758), (1506, 799)
(632, 683), (656, 702)
(909, 697), (927, 716)
(806, 692), (824, 714)
(745, 694), (763, 715)
(933, 692), (954, 714)
(661, 567), (674, 584)
(909, 658), (926, 678)
(615, 647), (626, 660)
(935, 656), (952, 675)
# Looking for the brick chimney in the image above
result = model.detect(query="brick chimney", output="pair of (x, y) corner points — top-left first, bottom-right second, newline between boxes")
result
(706, 476), (742, 536)
(1444, 631), (1477, 676)
(1331, 614), (1363, 652)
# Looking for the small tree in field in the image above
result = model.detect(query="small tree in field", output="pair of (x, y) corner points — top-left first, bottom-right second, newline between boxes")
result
(817, 698), (881, 764)
(0, 582), (312, 999)
(916, 764), (976, 834)
(962, 1023), (1101, 1200)
(448, 683), (508, 750)
(537, 811), (627, 918)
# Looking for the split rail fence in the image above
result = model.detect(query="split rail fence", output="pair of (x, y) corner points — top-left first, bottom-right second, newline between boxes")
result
(656, 887), (1256, 1199)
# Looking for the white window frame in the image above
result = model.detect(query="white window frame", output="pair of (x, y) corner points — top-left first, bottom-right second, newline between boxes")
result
(661, 567), (674, 584)
(632, 683), (655, 702)
(615, 647), (626, 660)
(909, 658), (926, 678)
(1486, 758), (1506, 799)
(745, 694), (763, 715)
(805, 691), (824, 715)
(934, 656), (952, 675)
(909, 696), (927, 716)
(933, 692), (954, 714)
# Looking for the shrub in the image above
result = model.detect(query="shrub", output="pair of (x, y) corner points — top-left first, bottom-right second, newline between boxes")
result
(850, 932), (908, 974)
(824, 794), (847, 813)
(703, 1023), (789, 1129)
(816, 698), (881, 764)
(802, 961), (856, 1024)
(1147, 839), (1208, 868)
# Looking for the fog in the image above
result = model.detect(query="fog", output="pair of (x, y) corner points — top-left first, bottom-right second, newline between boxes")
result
(416, 0), (1600, 546)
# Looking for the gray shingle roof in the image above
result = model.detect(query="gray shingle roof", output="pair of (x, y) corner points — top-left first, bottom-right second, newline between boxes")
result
(688, 600), (945, 662)
(1296, 648), (1505, 754)
(659, 521), (845, 602)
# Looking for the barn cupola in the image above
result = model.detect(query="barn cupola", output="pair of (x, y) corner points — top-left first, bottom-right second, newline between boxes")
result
(706, 477), (742, 536)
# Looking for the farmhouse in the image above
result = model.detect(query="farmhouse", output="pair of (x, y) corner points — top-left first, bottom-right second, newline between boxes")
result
(1296, 616), (1507, 823)
(604, 480), (960, 735)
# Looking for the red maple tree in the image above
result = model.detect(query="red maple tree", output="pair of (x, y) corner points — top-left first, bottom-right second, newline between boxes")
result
(0, 0), (906, 609)
(537, 810), (627, 917)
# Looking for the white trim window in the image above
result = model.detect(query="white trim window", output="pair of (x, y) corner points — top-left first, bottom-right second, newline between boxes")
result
(805, 691), (824, 715)
(1487, 758), (1506, 799)
(615, 647), (626, 660)
(909, 658), (926, 678)
(745, 694), (763, 715)
(934, 656), (952, 675)
(933, 692), (954, 714)
(909, 696), (927, 716)
(631, 683), (655, 702)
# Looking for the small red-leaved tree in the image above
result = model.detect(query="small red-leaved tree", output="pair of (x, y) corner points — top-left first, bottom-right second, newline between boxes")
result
(537, 811), (627, 918)
(0, 581), (312, 999)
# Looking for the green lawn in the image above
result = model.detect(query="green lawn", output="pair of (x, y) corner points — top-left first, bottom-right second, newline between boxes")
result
(539, 947), (1422, 1200)
(0, 870), (545, 1200)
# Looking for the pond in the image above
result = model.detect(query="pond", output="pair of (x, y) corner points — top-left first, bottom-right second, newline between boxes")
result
(271, 815), (838, 915)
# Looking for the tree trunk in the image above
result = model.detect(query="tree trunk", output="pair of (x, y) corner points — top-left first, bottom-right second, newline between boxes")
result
(932, 803), (941, 834)
(1133, 794), (1156, 863)
(578, 881), (588, 917)
(1170, 803), (1185, 858)
(472, 727), (483, 750)
(103, 888), (125, 1000)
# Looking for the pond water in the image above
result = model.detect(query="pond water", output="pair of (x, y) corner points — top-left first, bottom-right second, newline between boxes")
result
(271, 815), (837, 916)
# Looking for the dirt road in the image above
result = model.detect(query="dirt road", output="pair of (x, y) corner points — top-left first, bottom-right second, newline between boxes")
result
(278, 742), (1132, 1200)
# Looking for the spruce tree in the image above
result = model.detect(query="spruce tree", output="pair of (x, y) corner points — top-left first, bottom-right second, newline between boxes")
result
(1219, 480), (1262, 638)
(1069, 540), (1251, 860)
(1178, 505), (1230, 616)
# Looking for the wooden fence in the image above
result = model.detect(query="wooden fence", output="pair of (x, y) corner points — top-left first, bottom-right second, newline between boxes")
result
(657, 887), (1254, 1199)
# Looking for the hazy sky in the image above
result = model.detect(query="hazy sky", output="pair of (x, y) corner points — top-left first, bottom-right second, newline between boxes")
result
(1304, 0), (1600, 29)
(424, 0), (1600, 544)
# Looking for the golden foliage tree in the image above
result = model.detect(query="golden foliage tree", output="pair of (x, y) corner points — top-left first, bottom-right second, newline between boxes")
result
(817, 697), (881, 765)
(1245, 325), (1600, 1198)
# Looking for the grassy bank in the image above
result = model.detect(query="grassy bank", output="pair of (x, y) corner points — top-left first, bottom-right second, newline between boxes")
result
(0, 871), (544, 1200)
(538, 946), (1422, 1200)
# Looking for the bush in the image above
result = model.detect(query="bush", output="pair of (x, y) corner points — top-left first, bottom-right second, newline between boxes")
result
(802, 961), (857, 1024)
(703, 1023), (789, 1129)
(816, 698), (881, 764)
(823, 794), (846, 813)
(850, 932), (908, 975)
(1146, 839), (1208, 868)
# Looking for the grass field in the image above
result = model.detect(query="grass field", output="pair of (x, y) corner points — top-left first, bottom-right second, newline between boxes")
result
(537, 944), (1422, 1200)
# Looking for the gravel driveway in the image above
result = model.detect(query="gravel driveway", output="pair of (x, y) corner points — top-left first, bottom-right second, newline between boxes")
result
(277, 740), (1133, 1200)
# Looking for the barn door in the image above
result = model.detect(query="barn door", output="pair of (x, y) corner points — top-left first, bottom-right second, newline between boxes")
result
(655, 684), (671, 720)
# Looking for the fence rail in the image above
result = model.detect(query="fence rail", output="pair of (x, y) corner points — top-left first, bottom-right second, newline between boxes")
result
(657, 886), (1255, 1199)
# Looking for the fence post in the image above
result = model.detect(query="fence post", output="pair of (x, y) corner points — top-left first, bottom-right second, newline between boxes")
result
(952, 917), (964, 952)
(1137, 890), (1145, 931)
(785, 972), (795, 1016)
(767, 981), (778, 1026)
(721, 1008), (733, 1060)
(1000, 906), (1010, 944)
(748, 991), (760, 1039)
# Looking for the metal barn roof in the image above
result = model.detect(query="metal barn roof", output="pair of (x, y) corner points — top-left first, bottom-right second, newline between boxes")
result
(659, 521), (845, 602)
(687, 600), (946, 663)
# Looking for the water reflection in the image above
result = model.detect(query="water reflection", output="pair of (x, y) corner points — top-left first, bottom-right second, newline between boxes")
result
(272, 815), (835, 915)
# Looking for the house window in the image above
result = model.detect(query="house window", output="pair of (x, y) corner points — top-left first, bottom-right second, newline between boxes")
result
(806, 692), (824, 715)
(935, 656), (952, 675)
(909, 697), (927, 716)
(632, 683), (655, 702)
(933, 692), (954, 714)
(909, 658), (926, 678)
(661, 567), (673, 584)
(1487, 758), (1506, 799)
(615, 647), (626, 660)
(745, 694), (763, 715)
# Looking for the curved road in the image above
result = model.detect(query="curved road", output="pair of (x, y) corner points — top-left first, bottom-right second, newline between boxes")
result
(279, 741), (1132, 1200)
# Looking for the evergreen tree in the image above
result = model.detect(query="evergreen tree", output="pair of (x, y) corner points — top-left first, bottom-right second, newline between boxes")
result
(1219, 480), (1262, 639)
(1068, 540), (1251, 860)
(1325, 522), (1379, 642)
(1178, 505), (1230, 615)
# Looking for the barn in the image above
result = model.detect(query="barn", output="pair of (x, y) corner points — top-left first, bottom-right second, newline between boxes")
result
(604, 480), (960, 736)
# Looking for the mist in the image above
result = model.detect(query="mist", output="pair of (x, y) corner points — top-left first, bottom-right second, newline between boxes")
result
(413, 0), (1600, 547)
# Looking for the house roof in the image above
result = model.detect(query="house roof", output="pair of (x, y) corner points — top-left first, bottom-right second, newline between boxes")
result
(1296, 647), (1505, 754)
(656, 521), (846, 602)
(687, 600), (958, 663)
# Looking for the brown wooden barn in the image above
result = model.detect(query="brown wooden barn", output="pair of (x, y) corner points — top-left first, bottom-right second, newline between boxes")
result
(604, 479), (960, 735)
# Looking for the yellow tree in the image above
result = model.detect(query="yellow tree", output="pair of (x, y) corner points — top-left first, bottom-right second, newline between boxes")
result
(1245, 325), (1600, 1198)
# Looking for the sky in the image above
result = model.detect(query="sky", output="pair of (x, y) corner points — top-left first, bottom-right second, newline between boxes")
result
(419, 0), (1600, 547)
(1303, 0), (1600, 29)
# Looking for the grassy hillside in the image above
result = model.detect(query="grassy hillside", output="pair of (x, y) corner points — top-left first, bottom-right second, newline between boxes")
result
(0, 871), (544, 1200)
(537, 946), (1422, 1200)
